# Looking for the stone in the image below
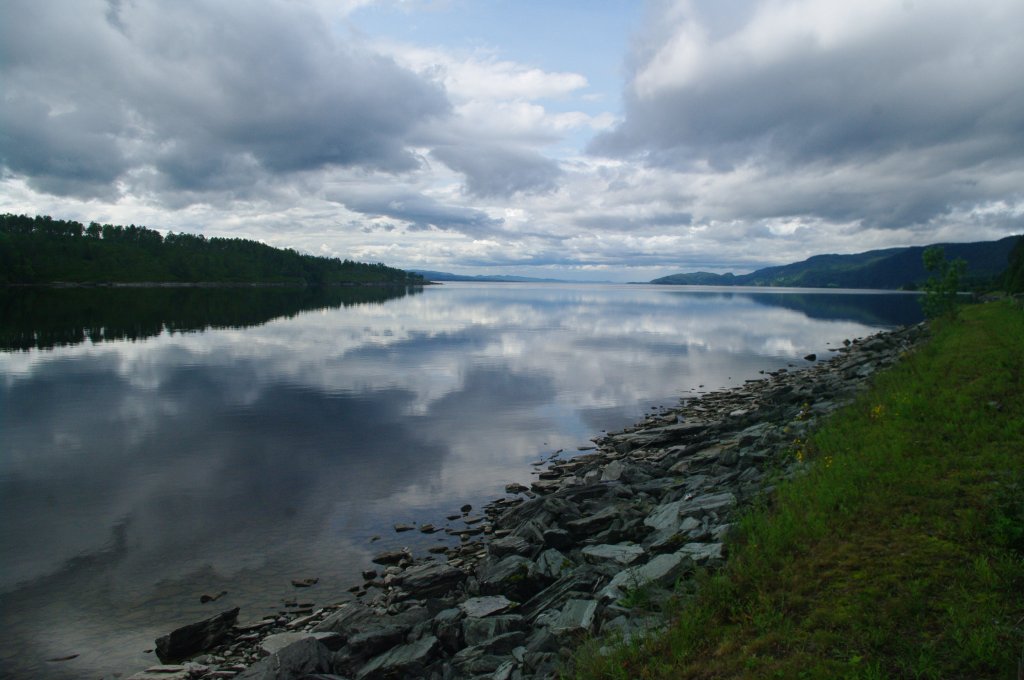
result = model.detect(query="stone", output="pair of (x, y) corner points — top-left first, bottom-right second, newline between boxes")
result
(462, 615), (528, 646)
(291, 577), (319, 587)
(235, 638), (333, 680)
(127, 667), (191, 680)
(312, 602), (379, 635)
(505, 482), (530, 494)
(155, 607), (239, 664)
(551, 599), (598, 636)
(355, 634), (439, 680)
(371, 549), (410, 565)
(677, 542), (724, 565)
(432, 607), (464, 653)
(534, 548), (571, 579)
(488, 534), (534, 558)
(346, 624), (408, 657)
(804, 353), (817, 361)
(460, 595), (514, 618)
(261, 632), (316, 655)
(397, 561), (466, 598)
(601, 552), (689, 601)
(601, 460), (625, 482)
(478, 555), (539, 600)
(581, 543), (645, 566)
(542, 528), (573, 549)
(565, 505), (621, 536)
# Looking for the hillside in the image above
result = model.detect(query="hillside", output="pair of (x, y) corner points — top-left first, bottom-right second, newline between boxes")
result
(652, 236), (1022, 289)
(0, 213), (423, 286)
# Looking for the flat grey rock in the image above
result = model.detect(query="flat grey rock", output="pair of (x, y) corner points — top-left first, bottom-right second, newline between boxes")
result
(459, 595), (513, 618)
(581, 543), (645, 566)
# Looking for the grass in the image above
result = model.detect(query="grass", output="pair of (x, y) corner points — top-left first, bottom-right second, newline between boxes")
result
(570, 301), (1024, 679)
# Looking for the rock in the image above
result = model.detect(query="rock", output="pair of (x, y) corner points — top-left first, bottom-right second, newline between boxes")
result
(804, 353), (817, 361)
(371, 549), (410, 565)
(565, 505), (621, 536)
(261, 632), (317, 655)
(677, 542), (724, 565)
(394, 523), (415, 532)
(581, 543), (645, 566)
(462, 615), (527, 646)
(542, 528), (573, 549)
(396, 561), (466, 598)
(505, 482), (530, 494)
(432, 607), (465, 653)
(460, 595), (514, 618)
(478, 555), (539, 600)
(346, 624), (408, 657)
(155, 607), (239, 664)
(551, 599), (598, 636)
(235, 637), (333, 680)
(312, 602), (379, 635)
(601, 460), (625, 482)
(355, 635), (439, 680)
(127, 666), (191, 680)
(601, 552), (689, 601)
(361, 568), (378, 580)
(461, 504), (473, 513)
(291, 578), (318, 588)
(199, 591), (227, 604)
(488, 534), (534, 558)
(534, 548), (571, 579)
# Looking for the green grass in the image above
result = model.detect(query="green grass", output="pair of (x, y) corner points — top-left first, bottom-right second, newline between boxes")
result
(571, 301), (1024, 679)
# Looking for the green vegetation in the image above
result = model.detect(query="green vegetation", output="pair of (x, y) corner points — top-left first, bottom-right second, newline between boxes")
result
(571, 301), (1024, 679)
(920, 245), (967, 319)
(0, 213), (423, 286)
(651, 236), (1022, 290)
(1006, 236), (1024, 294)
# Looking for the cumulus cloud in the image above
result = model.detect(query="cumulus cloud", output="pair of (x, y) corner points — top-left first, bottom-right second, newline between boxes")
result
(327, 185), (504, 236)
(591, 0), (1024, 231)
(0, 0), (450, 200)
(431, 143), (562, 197)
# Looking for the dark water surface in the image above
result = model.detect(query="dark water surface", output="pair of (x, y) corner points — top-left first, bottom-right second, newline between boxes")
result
(0, 283), (922, 678)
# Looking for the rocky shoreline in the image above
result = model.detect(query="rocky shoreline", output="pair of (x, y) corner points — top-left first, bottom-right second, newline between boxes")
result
(129, 322), (928, 680)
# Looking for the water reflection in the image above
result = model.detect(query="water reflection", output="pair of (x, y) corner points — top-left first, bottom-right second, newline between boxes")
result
(0, 283), (922, 678)
(0, 285), (420, 351)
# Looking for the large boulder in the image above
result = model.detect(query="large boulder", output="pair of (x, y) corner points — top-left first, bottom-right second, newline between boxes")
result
(155, 607), (239, 663)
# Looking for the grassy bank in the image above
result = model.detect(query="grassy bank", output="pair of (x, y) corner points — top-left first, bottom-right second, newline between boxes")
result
(572, 301), (1024, 679)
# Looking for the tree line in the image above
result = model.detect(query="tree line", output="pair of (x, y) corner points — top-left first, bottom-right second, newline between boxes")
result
(0, 213), (424, 286)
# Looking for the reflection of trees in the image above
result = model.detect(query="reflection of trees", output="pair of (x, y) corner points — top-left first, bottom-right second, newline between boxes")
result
(740, 292), (924, 327)
(660, 289), (924, 327)
(0, 286), (420, 351)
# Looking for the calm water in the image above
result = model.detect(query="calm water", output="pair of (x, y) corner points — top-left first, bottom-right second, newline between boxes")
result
(0, 283), (923, 678)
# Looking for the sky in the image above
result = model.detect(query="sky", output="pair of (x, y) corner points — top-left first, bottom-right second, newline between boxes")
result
(2, 0), (1023, 282)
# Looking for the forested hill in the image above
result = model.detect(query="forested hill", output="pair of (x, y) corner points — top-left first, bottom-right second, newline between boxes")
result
(0, 213), (423, 286)
(651, 236), (1022, 290)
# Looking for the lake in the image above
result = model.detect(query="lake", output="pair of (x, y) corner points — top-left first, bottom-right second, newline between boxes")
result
(0, 283), (923, 678)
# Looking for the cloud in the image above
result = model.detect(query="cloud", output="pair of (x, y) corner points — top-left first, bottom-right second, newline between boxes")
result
(328, 185), (504, 235)
(0, 0), (450, 200)
(591, 0), (1024, 230)
(431, 143), (562, 197)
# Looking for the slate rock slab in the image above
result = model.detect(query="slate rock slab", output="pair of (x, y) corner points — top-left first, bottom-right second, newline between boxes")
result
(155, 607), (239, 663)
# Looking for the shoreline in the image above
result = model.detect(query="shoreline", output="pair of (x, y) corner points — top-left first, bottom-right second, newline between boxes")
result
(129, 321), (928, 680)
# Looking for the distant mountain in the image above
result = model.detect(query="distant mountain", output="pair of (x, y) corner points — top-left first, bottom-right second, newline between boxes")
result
(412, 270), (575, 283)
(651, 236), (1022, 290)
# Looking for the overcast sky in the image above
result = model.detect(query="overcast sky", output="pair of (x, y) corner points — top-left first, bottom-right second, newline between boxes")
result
(2, 0), (1022, 281)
